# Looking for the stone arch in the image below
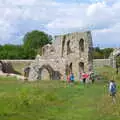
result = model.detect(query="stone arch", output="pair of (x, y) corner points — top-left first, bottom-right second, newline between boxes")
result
(67, 40), (71, 55)
(0, 61), (4, 72)
(79, 62), (84, 73)
(38, 65), (54, 80)
(79, 39), (84, 52)
(24, 67), (30, 78)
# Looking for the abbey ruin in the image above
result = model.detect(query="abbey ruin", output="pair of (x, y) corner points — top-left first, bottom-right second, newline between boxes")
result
(27, 31), (93, 81)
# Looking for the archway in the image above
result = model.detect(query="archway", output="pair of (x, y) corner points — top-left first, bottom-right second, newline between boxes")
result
(41, 68), (50, 80)
(79, 39), (84, 53)
(0, 61), (4, 72)
(38, 65), (53, 80)
(79, 62), (84, 73)
(24, 67), (30, 78)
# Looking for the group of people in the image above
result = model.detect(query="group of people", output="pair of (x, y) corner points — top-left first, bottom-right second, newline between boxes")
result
(66, 72), (117, 103)
(66, 71), (95, 84)
(79, 72), (95, 84)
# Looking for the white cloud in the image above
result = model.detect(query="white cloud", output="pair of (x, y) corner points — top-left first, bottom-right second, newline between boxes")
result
(0, 0), (120, 47)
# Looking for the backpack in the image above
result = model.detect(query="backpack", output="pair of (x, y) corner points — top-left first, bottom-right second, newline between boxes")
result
(111, 83), (116, 93)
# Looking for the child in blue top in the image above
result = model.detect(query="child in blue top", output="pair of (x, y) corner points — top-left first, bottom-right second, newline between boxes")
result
(70, 73), (75, 82)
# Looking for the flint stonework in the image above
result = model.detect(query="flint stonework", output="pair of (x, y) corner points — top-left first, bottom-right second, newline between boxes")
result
(28, 31), (93, 81)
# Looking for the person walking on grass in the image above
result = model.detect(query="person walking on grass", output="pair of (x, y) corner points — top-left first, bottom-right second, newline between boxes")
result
(109, 80), (117, 103)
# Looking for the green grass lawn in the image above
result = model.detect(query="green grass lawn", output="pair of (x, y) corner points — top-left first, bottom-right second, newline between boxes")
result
(0, 75), (120, 120)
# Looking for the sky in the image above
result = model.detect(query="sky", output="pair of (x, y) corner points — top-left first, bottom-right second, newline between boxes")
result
(0, 0), (120, 48)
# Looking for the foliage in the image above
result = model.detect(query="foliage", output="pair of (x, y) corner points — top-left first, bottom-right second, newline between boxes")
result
(0, 45), (25, 59)
(93, 47), (113, 59)
(0, 30), (52, 59)
(23, 30), (52, 55)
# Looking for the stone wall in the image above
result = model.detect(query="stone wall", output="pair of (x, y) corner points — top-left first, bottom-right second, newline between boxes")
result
(0, 59), (112, 76)
(93, 59), (112, 68)
(28, 31), (93, 81)
(0, 60), (33, 75)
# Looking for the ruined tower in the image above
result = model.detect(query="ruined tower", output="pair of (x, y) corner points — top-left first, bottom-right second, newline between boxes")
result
(28, 31), (93, 81)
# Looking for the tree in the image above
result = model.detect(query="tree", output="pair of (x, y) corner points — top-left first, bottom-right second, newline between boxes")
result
(102, 48), (113, 59)
(93, 47), (113, 59)
(93, 47), (104, 59)
(23, 30), (52, 55)
(0, 44), (24, 59)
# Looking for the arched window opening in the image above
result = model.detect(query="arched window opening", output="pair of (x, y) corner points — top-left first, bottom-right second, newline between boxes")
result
(67, 40), (71, 55)
(79, 62), (84, 73)
(79, 39), (84, 52)
(61, 36), (66, 57)
(69, 62), (72, 73)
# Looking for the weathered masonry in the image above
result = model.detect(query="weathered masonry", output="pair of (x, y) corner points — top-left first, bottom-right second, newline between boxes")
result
(28, 31), (93, 81)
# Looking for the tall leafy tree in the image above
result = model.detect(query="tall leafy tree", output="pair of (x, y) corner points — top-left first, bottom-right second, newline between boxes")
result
(23, 30), (52, 55)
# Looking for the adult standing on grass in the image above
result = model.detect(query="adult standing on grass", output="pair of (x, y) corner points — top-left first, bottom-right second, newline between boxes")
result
(109, 80), (117, 103)
(82, 72), (89, 84)
(89, 71), (95, 84)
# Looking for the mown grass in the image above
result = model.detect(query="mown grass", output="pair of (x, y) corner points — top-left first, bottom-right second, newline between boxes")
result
(0, 66), (120, 120)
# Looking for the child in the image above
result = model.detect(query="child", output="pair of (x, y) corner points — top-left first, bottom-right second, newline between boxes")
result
(70, 73), (75, 83)
(67, 74), (70, 83)
(109, 80), (117, 103)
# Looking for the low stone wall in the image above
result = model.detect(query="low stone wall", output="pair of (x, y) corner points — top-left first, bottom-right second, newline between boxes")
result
(93, 59), (112, 68)
(0, 59), (112, 75)
(0, 60), (34, 75)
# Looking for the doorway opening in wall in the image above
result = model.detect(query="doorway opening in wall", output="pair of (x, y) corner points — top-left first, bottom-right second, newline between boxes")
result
(38, 65), (53, 80)
(41, 68), (50, 80)
(79, 39), (84, 53)
(67, 40), (71, 55)
(79, 62), (84, 73)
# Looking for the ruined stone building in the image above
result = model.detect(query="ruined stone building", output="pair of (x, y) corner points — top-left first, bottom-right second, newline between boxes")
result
(28, 31), (93, 81)
(109, 48), (120, 68)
